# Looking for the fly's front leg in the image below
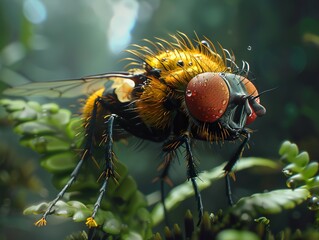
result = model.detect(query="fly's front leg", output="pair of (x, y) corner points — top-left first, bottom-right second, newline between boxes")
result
(162, 133), (203, 226)
(35, 97), (100, 227)
(223, 129), (250, 205)
(155, 151), (175, 226)
(86, 114), (117, 228)
(183, 136), (203, 226)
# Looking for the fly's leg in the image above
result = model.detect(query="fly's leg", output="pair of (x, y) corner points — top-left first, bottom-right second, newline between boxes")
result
(86, 114), (117, 228)
(183, 136), (203, 226)
(162, 134), (203, 226)
(155, 151), (174, 226)
(223, 129), (251, 205)
(35, 97), (100, 227)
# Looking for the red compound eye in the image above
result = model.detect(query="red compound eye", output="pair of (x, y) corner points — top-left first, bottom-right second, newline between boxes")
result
(185, 72), (229, 123)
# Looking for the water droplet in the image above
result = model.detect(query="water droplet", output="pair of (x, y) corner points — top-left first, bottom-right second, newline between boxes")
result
(247, 45), (252, 51)
(222, 100), (227, 105)
(240, 213), (251, 222)
(186, 90), (192, 97)
(286, 179), (296, 189)
(177, 60), (184, 67)
(282, 169), (293, 177)
(308, 195), (319, 211)
(219, 109), (223, 114)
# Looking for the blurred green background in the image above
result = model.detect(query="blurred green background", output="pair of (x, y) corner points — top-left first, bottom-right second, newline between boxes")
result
(1, 0), (319, 239)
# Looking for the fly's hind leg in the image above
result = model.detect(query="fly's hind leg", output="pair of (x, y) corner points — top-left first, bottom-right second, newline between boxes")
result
(155, 151), (175, 226)
(35, 97), (101, 227)
(162, 134), (203, 226)
(86, 114), (118, 228)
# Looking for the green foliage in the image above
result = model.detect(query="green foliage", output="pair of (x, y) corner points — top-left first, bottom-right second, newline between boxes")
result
(0, 140), (45, 211)
(154, 210), (319, 240)
(1, 100), (319, 239)
(151, 157), (279, 226)
(0, 99), (152, 239)
(280, 141), (319, 193)
(153, 140), (319, 239)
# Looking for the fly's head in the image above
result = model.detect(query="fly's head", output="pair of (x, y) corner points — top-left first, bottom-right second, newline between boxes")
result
(185, 72), (266, 138)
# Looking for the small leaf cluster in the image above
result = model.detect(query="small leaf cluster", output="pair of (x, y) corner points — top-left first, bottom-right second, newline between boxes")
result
(153, 141), (319, 240)
(280, 141), (319, 195)
(1, 99), (152, 239)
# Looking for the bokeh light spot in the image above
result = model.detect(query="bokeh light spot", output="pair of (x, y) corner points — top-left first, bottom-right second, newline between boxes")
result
(23, 0), (47, 24)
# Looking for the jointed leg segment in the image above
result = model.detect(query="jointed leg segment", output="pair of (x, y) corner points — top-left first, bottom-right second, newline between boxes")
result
(86, 114), (117, 228)
(223, 130), (251, 205)
(35, 97), (117, 229)
(35, 97), (101, 227)
(160, 134), (203, 225)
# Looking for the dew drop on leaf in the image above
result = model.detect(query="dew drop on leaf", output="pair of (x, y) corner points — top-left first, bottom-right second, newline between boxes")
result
(308, 195), (319, 211)
(282, 169), (293, 177)
(286, 179), (295, 189)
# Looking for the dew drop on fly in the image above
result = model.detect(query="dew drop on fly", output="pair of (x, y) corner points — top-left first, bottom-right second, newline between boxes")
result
(247, 45), (252, 51)
(186, 89), (192, 97)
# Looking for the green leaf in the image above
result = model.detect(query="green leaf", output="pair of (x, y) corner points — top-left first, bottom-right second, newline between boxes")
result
(40, 152), (77, 173)
(230, 188), (309, 217)
(20, 135), (72, 153)
(24, 200), (150, 238)
(294, 152), (310, 167)
(216, 229), (260, 240)
(102, 217), (121, 235)
(0, 99), (26, 111)
(14, 121), (56, 135)
(301, 162), (319, 179)
(279, 140), (319, 193)
(279, 141), (299, 161)
(151, 157), (279, 226)
(42, 103), (60, 114)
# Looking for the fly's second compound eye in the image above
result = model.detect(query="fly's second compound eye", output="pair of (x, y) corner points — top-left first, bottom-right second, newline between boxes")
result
(185, 72), (229, 123)
(241, 77), (260, 125)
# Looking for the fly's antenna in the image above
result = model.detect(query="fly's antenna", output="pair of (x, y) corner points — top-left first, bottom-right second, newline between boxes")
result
(252, 87), (278, 99)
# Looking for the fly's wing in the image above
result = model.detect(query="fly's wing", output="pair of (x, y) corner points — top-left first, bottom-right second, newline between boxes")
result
(3, 71), (138, 98)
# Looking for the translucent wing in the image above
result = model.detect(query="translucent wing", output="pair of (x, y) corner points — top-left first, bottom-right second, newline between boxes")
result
(3, 71), (138, 98)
